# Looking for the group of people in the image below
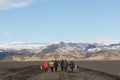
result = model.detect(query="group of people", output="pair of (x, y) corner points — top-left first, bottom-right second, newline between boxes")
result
(42, 60), (76, 73)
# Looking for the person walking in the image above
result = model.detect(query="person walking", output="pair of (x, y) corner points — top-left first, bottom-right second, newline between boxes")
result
(43, 61), (49, 72)
(69, 61), (75, 73)
(49, 60), (54, 72)
(64, 60), (68, 72)
(60, 60), (64, 72)
(54, 60), (58, 72)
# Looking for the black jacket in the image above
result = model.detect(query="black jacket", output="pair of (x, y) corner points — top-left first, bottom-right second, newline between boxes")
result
(54, 60), (58, 67)
(69, 61), (75, 68)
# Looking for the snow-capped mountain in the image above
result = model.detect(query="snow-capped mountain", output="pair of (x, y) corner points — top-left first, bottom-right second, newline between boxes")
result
(0, 43), (50, 50)
(0, 41), (120, 61)
(0, 41), (120, 51)
(40, 41), (120, 54)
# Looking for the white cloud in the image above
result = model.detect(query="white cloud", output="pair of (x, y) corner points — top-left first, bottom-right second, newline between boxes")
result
(95, 36), (111, 41)
(0, 0), (41, 10)
(93, 36), (120, 45)
(3, 31), (13, 37)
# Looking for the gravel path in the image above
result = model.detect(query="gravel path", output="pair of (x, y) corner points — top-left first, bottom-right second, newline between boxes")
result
(0, 65), (120, 80)
(29, 67), (120, 80)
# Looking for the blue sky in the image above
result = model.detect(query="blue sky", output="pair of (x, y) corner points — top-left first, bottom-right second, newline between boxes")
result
(0, 0), (120, 43)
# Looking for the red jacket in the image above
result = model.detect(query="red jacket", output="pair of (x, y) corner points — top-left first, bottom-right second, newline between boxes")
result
(44, 62), (49, 69)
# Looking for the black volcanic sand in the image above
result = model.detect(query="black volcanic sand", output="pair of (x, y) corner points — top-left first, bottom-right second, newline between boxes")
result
(75, 60), (120, 76)
(0, 61), (120, 80)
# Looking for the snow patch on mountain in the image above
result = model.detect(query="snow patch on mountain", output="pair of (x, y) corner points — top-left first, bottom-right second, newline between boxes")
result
(0, 43), (51, 50)
(0, 41), (120, 53)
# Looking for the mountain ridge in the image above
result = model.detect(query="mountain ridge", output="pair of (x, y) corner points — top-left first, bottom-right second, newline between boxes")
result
(0, 41), (120, 61)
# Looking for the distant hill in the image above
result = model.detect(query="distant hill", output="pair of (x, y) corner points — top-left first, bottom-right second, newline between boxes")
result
(0, 41), (120, 61)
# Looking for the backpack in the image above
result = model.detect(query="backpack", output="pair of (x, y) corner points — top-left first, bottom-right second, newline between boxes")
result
(49, 62), (54, 67)
(61, 60), (64, 67)
(64, 61), (68, 67)
(70, 62), (75, 68)
(54, 61), (58, 67)
(44, 62), (48, 68)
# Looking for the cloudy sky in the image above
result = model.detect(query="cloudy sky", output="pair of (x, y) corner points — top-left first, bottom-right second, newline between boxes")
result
(0, 0), (120, 43)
